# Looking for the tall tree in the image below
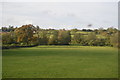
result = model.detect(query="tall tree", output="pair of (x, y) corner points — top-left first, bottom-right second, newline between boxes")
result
(72, 33), (83, 44)
(2, 32), (16, 44)
(58, 30), (71, 45)
(110, 31), (120, 47)
(48, 30), (58, 45)
(14, 24), (35, 45)
(39, 30), (48, 45)
(87, 33), (97, 46)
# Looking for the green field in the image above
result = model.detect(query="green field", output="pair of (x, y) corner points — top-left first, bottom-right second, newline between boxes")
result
(2, 46), (118, 78)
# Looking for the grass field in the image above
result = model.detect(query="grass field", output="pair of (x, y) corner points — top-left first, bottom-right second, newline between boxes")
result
(2, 46), (118, 78)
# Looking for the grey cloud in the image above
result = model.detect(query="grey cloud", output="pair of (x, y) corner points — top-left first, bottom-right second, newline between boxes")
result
(1, 2), (118, 29)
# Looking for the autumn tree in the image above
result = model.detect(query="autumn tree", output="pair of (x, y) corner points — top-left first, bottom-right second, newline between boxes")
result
(35, 25), (41, 45)
(14, 24), (35, 45)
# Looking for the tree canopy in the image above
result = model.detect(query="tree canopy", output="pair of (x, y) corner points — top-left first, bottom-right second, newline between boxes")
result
(2, 24), (120, 49)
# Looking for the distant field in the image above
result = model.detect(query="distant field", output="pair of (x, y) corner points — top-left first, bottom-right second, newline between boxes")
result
(2, 46), (118, 78)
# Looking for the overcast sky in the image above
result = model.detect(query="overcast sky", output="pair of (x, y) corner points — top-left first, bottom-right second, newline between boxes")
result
(1, 2), (118, 29)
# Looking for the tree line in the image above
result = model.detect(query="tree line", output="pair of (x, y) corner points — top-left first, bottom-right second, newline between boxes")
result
(2, 24), (120, 49)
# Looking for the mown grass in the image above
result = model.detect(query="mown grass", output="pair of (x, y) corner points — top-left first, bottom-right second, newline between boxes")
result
(2, 46), (118, 78)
